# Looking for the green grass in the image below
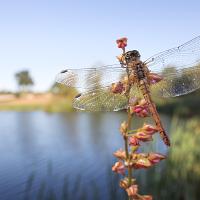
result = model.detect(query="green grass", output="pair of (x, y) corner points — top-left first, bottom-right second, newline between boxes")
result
(0, 96), (75, 112)
(167, 116), (200, 179)
(0, 104), (44, 111)
(44, 98), (75, 113)
(155, 90), (200, 116)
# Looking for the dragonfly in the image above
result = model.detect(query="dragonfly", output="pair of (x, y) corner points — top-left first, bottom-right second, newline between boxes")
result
(55, 35), (200, 146)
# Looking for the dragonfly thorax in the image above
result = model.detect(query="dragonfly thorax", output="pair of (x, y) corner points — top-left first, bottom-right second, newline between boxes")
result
(135, 63), (146, 80)
(123, 50), (146, 81)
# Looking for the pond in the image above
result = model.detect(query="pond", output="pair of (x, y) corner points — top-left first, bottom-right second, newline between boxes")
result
(0, 112), (198, 200)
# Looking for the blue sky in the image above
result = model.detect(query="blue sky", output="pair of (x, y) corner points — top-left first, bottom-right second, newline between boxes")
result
(0, 0), (200, 91)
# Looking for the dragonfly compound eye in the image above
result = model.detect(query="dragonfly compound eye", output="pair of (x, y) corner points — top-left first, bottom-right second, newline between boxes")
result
(125, 50), (141, 63)
(132, 50), (141, 58)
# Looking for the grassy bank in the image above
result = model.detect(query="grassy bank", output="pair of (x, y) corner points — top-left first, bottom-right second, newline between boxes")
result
(0, 93), (75, 112)
(155, 90), (200, 116)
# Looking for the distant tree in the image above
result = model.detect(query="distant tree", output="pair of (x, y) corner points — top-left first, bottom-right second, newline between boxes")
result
(86, 70), (102, 91)
(15, 70), (34, 92)
(161, 65), (177, 76)
(50, 82), (77, 96)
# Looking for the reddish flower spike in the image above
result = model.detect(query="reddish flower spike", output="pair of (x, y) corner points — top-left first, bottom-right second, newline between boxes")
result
(112, 161), (126, 175)
(135, 132), (153, 142)
(149, 73), (163, 84)
(113, 149), (126, 160)
(136, 109), (149, 118)
(116, 37), (128, 49)
(120, 121), (128, 136)
(119, 178), (129, 189)
(140, 124), (158, 135)
(129, 136), (140, 146)
(148, 153), (166, 164)
(133, 157), (152, 169)
(126, 184), (138, 197)
(130, 99), (149, 117)
(111, 82), (125, 94)
(142, 195), (153, 200)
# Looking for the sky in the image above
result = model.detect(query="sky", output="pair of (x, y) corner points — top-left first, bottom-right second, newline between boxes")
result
(0, 0), (200, 91)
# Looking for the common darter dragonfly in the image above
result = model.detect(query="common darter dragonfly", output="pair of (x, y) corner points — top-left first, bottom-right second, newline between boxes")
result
(56, 36), (200, 146)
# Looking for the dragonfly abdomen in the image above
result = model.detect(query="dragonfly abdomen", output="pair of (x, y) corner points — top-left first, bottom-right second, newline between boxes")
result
(138, 80), (171, 146)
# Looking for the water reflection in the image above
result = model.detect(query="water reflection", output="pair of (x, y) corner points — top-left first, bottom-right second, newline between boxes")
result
(0, 112), (198, 199)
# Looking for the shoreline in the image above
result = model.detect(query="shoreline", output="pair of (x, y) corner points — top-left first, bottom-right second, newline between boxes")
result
(0, 93), (74, 112)
(0, 92), (199, 116)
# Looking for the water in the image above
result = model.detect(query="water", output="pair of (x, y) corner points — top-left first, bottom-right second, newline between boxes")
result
(0, 112), (198, 200)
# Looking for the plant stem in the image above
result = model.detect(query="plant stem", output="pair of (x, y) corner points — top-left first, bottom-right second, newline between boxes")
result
(127, 109), (133, 177)
(125, 107), (133, 199)
(121, 47), (134, 200)
(128, 129), (138, 134)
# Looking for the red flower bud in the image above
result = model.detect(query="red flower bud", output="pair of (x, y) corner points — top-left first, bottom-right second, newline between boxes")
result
(129, 136), (140, 146)
(112, 161), (126, 175)
(141, 124), (158, 135)
(116, 37), (128, 49)
(136, 109), (149, 118)
(149, 73), (163, 84)
(135, 132), (153, 142)
(126, 184), (138, 197)
(130, 99), (149, 118)
(111, 81), (125, 94)
(113, 149), (126, 160)
(119, 178), (129, 189)
(148, 153), (166, 164)
(133, 157), (152, 169)
(116, 54), (126, 65)
(142, 195), (153, 200)
(120, 121), (128, 136)
(131, 105), (143, 113)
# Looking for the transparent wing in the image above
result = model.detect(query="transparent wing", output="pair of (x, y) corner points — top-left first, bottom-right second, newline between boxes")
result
(56, 64), (129, 111)
(146, 35), (200, 97)
(146, 35), (200, 72)
(151, 66), (200, 97)
(55, 64), (126, 91)
(73, 87), (128, 111)
(73, 85), (143, 112)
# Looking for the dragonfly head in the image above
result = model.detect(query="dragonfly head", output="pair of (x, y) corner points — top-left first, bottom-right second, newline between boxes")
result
(124, 50), (141, 63)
